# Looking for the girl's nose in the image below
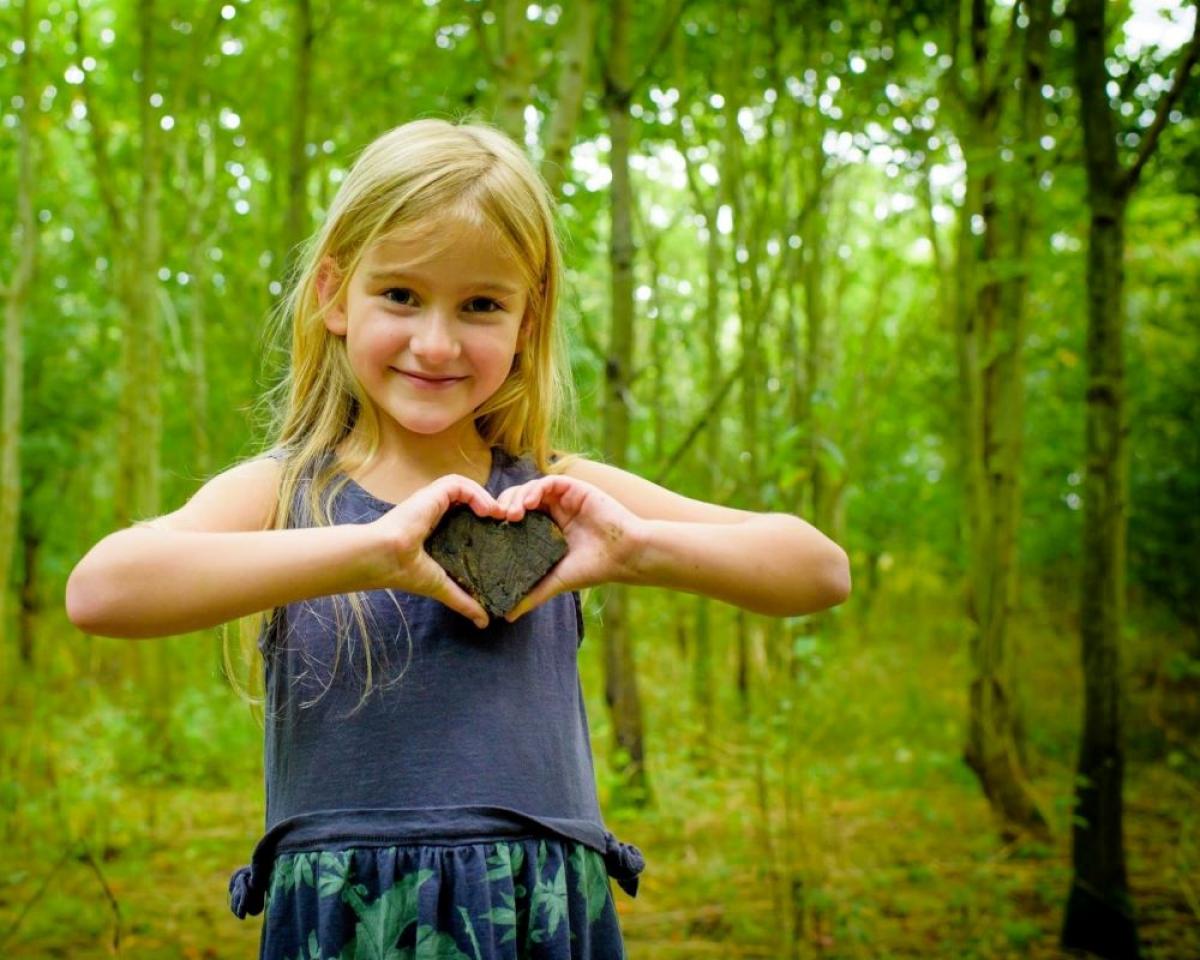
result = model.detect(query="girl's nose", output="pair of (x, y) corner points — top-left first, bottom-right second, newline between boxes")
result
(409, 311), (461, 362)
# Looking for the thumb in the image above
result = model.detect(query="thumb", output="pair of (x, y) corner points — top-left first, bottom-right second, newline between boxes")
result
(416, 553), (490, 629)
(506, 568), (569, 623)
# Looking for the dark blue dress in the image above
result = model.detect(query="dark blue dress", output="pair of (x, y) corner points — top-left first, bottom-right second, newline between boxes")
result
(227, 446), (641, 959)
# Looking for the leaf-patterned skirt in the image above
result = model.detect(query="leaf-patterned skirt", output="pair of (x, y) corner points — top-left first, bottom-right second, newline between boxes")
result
(259, 835), (626, 960)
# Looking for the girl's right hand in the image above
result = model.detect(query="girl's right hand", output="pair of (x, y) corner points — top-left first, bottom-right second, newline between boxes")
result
(366, 474), (510, 629)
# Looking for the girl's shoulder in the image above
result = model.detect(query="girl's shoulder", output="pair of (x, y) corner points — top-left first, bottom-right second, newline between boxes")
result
(139, 453), (283, 533)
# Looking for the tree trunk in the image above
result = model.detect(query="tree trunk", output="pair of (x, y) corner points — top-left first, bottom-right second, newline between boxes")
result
(541, 0), (594, 198)
(671, 45), (726, 747)
(494, 0), (535, 142)
(952, 0), (1049, 840)
(718, 19), (757, 712)
(283, 0), (313, 279)
(183, 100), (217, 480)
(1062, 0), (1166, 952)
(18, 525), (39, 670)
(600, 0), (648, 804)
(0, 0), (37, 660)
(693, 163), (723, 749)
(800, 144), (831, 538)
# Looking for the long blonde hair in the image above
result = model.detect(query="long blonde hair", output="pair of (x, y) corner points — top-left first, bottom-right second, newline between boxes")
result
(223, 116), (582, 719)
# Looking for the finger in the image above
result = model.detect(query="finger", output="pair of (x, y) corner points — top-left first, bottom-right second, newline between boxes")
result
(439, 475), (505, 520)
(442, 578), (490, 629)
(520, 475), (576, 511)
(506, 568), (568, 623)
(497, 484), (529, 521)
(419, 555), (490, 628)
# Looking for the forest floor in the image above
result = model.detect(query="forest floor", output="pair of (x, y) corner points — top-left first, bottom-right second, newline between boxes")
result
(2, 586), (1197, 957)
(0, 758), (1194, 958)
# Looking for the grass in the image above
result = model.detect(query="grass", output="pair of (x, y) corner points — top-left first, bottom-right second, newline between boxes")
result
(1, 570), (1197, 957)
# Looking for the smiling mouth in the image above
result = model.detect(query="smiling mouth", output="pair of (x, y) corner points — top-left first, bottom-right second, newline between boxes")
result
(393, 369), (466, 383)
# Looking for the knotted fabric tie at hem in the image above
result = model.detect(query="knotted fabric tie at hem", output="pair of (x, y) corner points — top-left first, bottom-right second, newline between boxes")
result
(229, 864), (266, 919)
(602, 831), (645, 897)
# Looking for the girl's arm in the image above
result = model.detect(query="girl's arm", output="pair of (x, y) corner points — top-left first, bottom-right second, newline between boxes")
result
(65, 458), (387, 638)
(66, 458), (506, 638)
(627, 514), (848, 617)
(67, 523), (388, 639)
(498, 458), (851, 620)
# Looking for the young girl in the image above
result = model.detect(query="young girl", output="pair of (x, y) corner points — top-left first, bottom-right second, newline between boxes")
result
(65, 118), (850, 959)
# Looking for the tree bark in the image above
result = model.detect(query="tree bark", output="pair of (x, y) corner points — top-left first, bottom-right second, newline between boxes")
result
(946, 0), (1050, 840)
(541, 0), (594, 197)
(599, 0), (648, 803)
(0, 0), (38, 661)
(1060, 0), (1197, 952)
(283, 0), (313, 280)
(500, 0), (535, 140)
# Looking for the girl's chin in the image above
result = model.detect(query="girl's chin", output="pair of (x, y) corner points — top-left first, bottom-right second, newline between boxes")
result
(388, 409), (476, 436)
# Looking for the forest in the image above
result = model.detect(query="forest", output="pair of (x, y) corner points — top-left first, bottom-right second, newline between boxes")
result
(0, 0), (1197, 957)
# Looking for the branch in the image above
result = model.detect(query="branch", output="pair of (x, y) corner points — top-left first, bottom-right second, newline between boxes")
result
(945, 0), (966, 106)
(631, 0), (691, 94)
(467, 0), (503, 73)
(1120, 11), (1200, 196)
(72, 0), (127, 238)
(652, 352), (746, 486)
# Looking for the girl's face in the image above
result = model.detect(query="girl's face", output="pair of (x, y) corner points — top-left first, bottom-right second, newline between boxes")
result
(321, 219), (530, 441)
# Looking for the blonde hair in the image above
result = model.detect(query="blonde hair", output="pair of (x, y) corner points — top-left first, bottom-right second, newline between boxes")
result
(223, 117), (582, 719)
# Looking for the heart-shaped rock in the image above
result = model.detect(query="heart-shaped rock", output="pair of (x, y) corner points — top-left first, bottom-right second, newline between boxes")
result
(425, 506), (568, 619)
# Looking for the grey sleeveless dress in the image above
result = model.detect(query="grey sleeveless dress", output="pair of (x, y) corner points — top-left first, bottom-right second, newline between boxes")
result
(227, 445), (642, 959)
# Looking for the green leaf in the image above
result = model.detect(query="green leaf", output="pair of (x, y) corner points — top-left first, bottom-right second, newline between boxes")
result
(411, 923), (471, 959)
(343, 868), (433, 960)
(484, 846), (512, 881)
(455, 905), (483, 960)
(570, 844), (611, 924)
(529, 862), (568, 942)
(318, 851), (353, 899)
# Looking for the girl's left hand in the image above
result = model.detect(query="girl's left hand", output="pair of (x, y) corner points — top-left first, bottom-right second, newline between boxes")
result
(495, 475), (645, 622)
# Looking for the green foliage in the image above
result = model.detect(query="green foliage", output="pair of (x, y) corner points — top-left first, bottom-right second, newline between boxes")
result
(2, 0), (1197, 955)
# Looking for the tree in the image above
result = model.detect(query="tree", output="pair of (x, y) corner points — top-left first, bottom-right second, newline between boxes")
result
(942, 0), (1051, 840)
(0, 0), (39, 665)
(1061, 1), (1199, 955)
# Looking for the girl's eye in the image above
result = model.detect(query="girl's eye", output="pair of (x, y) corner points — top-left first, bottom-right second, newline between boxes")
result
(381, 289), (503, 314)
(382, 287), (416, 306)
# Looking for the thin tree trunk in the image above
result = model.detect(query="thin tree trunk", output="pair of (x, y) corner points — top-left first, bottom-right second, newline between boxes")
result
(0, 0), (38, 663)
(600, 0), (648, 804)
(1062, 2), (1197, 953)
(800, 144), (830, 536)
(995, 0), (1050, 774)
(171, 81), (221, 480)
(718, 21), (756, 715)
(18, 525), (39, 669)
(283, 0), (313, 280)
(950, 0), (1049, 840)
(694, 167), (722, 751)
(494, 0), (535, 141)
(541, 0), (594, 197)
(673, 61), (723, 750)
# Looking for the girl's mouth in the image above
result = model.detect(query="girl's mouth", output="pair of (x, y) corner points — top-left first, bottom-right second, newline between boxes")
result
(394, 369), (467, 389)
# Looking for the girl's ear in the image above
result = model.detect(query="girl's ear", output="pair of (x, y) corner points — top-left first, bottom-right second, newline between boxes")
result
(317, 258), (347, 335)
(516, 310), (533, 354)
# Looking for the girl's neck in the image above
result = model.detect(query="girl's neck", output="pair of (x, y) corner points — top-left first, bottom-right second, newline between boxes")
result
(336, 423), (494, 487)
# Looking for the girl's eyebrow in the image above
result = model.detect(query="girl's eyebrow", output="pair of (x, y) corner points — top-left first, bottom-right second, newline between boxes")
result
(365, 268), (519, 296)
